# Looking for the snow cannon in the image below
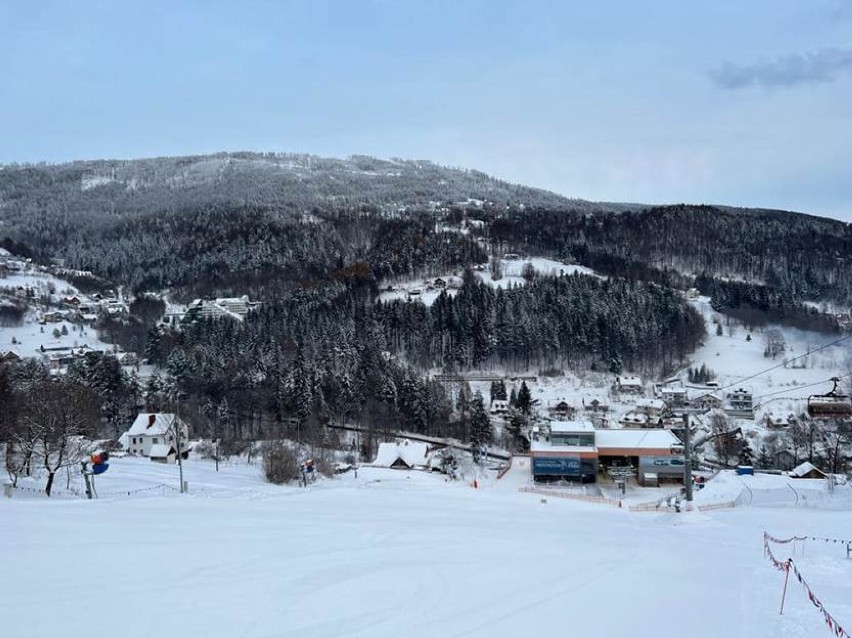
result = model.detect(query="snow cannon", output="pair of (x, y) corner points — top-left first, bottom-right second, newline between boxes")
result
(91, 450), (110, 475)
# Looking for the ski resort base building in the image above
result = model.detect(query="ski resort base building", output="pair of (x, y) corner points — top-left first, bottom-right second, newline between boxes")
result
(530, 421), (684, 485)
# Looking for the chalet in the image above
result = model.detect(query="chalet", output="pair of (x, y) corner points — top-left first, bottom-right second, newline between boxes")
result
(582, 395), (609, 413)
(1, 349), (22, 363)
(372, 441), (431, 470)
(547, 399), (576, 419)
(788, 461), (827, 480)
(490, 399), (509, 416)
(407, 288), (422, 297)
(688, 391), (723, 413)
(101, 299), (129, 315)
(41, 310), (68, 323)
(115, 351), (139, 366)
(635, 398), (666, 417)
(658, 385), (687, 409)
(726, 387), (754, 417)
(119, 413), (190, 458)
(433, 278), (447, 289)
(765, 412), (796, 429)
(685, 287), (700, 300)
(614, 375), (643, 395)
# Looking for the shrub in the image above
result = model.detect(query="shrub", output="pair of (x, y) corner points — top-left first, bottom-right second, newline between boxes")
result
(262, 441), (300, 484)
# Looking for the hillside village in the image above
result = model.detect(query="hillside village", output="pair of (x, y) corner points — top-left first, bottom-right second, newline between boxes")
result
(4, 248), (850, 501)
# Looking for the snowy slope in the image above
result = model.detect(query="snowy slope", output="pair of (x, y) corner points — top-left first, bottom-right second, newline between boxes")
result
(3, 459), (851, 638)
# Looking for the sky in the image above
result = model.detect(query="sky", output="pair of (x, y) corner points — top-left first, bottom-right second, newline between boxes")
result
(1, 0), (851, 219)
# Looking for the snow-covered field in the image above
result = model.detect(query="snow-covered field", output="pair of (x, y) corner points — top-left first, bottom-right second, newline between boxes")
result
(3, 457), (851, 638)
(377, 257), (597, 306)
(0, 269), (115, 356)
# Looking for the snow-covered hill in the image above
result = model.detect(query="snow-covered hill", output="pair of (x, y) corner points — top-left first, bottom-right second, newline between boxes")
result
(3, 457), (851, 638)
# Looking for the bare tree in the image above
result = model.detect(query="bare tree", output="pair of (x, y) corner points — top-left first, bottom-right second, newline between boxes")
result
(763, 328), (786, 360)
(815, 420), (851, 474)
(19, 380), (98, 496)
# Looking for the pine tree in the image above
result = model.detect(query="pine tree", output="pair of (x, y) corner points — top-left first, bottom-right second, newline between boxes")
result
(516, 381), (532, 414)
(469, 391), (492, 463)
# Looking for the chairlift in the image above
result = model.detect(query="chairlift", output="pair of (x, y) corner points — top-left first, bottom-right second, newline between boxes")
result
(807, 377), (852, 420)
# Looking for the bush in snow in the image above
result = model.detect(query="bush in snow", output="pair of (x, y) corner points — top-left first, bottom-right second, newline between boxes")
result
(262, 441), (300, 484)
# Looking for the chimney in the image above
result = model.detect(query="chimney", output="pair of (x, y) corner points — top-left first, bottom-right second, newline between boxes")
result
(147, 414), (156, 429)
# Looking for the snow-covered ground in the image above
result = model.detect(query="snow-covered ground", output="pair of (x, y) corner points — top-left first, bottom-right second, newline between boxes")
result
(3, 457), (851, 638)
(0, 270), (117, 357)
(377, 257), (597, 306)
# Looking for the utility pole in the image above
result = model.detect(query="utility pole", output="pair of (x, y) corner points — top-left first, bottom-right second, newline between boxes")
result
(683, 413), (693, 504)
(175, 399), (185, 494)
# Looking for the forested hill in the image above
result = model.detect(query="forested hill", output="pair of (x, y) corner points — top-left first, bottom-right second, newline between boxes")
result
(2, 152), (850, 308)
(488, 204), (852, 304)
(0, 152), (620, 224)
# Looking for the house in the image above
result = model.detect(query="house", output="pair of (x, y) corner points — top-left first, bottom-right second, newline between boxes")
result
(688, 391), (723, 413)
(372, 441), (431, 470)
(788, 461), (827, 480)
(685, 287), (700, 300)
(726, 387), (753, 417)
(635, 398), (666, 417)
(433, 278), (447, 289)
(490, 399), (509, 416)
(658, 384), (688, 409)
(582, 395), (609, 413)
(115, 351), (139, 366)
(119, 413), (190, 458)
(0, 350), (22, 363)
(765, 412), (796, 429)
(618, 412), (652, 428)
(547, 399), (576, 419)
(614, 375), (643, 395)
(148, 444), (177, 464)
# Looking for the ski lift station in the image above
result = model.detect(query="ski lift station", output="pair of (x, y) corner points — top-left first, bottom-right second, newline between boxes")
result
(530, 420), (684, 485)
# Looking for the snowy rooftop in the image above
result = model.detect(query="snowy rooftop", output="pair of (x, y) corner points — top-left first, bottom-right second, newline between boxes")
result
(549, 420), (595, 433)
(124, 413), (181, 437)
(788, 462), (826, 478)
(530, 440), (597, 453)
(616, 375), (642, 386)
(373, 441), (430, 468)
(148, 444), (174, 458)
(595, 429), (681, 450)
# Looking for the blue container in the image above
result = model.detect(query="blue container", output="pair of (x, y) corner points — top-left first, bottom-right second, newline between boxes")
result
(92, 462), (109, 475)
(736, 465), (754, 476)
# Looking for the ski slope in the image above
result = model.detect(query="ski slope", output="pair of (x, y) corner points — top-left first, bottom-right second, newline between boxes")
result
(3, 458), (851, 638)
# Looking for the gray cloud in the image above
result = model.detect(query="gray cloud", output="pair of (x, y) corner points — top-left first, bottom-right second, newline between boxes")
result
(709, 47), (852, 89)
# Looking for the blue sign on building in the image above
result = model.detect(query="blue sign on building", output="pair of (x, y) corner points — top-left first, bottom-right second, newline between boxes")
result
(533, 456), (582, 476)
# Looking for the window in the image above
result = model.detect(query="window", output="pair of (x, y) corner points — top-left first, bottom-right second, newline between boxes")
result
(153, 437), (159, 444)
(132, 438), (136, 444)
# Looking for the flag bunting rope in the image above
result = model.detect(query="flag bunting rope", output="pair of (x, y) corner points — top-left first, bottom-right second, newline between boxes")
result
(764, 532), (849, 637)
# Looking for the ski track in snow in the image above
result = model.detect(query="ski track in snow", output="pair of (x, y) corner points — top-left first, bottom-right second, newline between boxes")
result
(3, 458), (852, 638)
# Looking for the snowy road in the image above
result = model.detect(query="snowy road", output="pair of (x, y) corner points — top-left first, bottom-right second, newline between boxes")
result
(3, 461), (851, 637)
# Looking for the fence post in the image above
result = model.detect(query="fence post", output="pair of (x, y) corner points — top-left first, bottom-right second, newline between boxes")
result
(779, 563), (791, 614)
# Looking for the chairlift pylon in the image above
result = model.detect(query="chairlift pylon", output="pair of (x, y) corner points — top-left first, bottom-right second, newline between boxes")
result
(807, 377), (852, 420)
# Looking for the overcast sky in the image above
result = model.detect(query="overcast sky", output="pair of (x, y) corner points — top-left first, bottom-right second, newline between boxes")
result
(2, 1), (851, 219)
